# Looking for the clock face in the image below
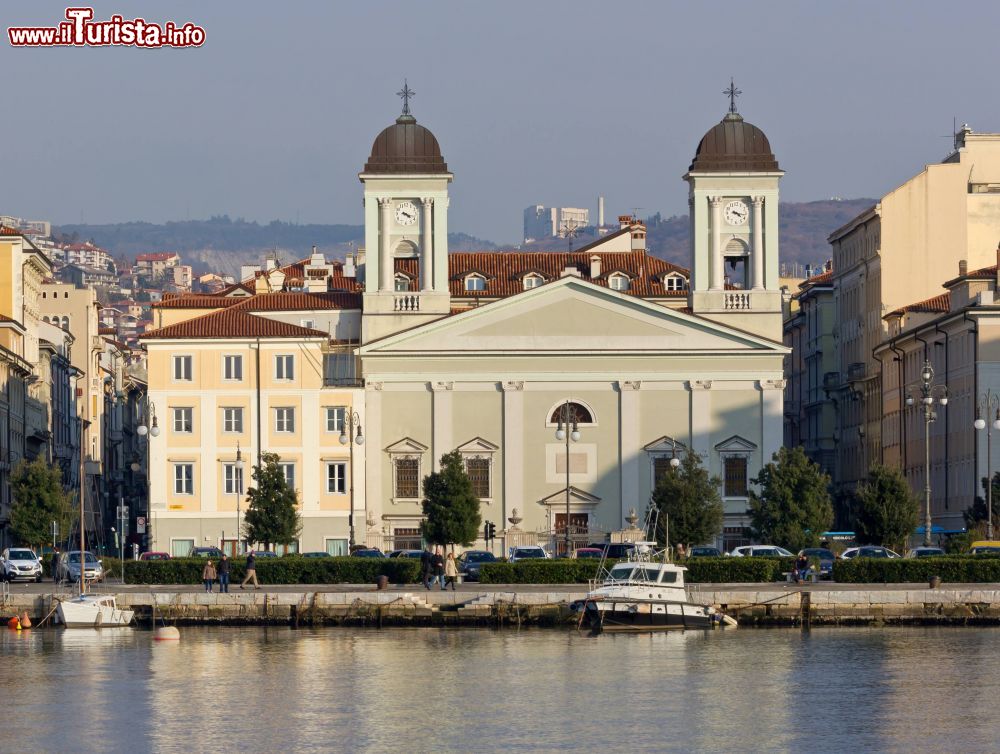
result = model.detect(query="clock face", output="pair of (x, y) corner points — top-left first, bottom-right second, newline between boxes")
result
(395, 201), (418, 226)
(724, 200), (749, 226)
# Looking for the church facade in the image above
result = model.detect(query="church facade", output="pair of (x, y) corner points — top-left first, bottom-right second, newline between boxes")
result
(141, 95), (788, 556)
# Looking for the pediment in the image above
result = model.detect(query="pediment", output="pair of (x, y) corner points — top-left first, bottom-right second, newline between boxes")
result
(385, 437), (428, 454)
(360, 277), (786, 355)
(538, 486), (601, 506)
(644, 436), (688, 454)
(456, 436), (499, 454)
(714, 435), (757, 453)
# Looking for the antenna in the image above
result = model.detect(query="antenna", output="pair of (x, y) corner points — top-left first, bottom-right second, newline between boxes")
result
(561, 220), (580, 253)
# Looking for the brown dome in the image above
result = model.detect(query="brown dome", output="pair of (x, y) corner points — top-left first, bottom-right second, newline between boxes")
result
(363, 114), (449, 174)
(689, 112), (779, 172)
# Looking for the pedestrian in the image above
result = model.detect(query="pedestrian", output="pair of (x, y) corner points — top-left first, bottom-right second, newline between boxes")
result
(240, 550), (260, 589)
(420, 546), (433, 590)
(218, 553), (230, 593)
(444, 551), (458, 591)
(429, 547), (446, 590)
(202, 560), (217, 592)
(51, 548), (61, 583)
(793, 552), (810, 584)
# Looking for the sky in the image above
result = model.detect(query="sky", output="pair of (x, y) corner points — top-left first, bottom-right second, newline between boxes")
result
(3, 0), (1000, 244)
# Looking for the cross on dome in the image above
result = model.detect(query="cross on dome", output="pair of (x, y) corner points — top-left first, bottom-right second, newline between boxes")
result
(397, 79), (415, 116)
(724, 78), (742, 114)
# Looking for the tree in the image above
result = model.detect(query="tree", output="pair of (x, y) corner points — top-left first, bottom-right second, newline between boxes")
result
(963, 472), (1000, 533)
(420, 451), (481, 548)
(649, 452), (724, 548)
(749, 446), (832, 551)
(9, 457), (73, 549)
(854, 465), (919, 552)
(243, 452), (300, 550)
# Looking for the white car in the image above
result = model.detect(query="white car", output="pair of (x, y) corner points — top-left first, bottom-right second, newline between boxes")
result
(508, 546), (549, 562)
(729, 545), (793, 557)
(842, 546), (900, 559)
(1, 548), (43, 582)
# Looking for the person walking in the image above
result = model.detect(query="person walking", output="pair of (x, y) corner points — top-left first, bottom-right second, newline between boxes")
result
(240, 551), (260, 589)
(429, 547), (446, 590)
(202, 560), (217, 592)
(218, 553), (230, 593)
(420, 546), (433, 590)
(51, 548), (61, 583)
(444, 551), (458, 591)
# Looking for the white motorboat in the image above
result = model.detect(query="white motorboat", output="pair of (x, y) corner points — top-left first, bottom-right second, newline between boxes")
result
(56, 593), (134, 628)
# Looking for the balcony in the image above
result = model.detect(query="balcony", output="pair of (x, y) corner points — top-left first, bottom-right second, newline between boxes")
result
(847, 362), (867, 382)
(394, 295), (420, 312)
(724, 292), (752, 310)
(323, 377), (364, 388)
(823, 372), (840, 390)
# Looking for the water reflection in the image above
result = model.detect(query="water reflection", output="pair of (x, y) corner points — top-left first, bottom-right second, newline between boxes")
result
(3, 626), (1000, 753)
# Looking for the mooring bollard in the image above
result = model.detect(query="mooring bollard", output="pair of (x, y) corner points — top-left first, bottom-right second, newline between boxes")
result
(929, 575), (941, 589)
(376, 575), (389, 590)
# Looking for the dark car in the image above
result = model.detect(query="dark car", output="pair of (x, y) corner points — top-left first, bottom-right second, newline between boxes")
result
(301, 551), (332, 558)
(190, 546), (224, 558)
(138, 551), (171, 561)
(352, 548), (386, 558)
(688, 546), (723, 558)
(798, 548), (836, 579)
(254, 551), (278, 558)
(587, 543), (637, 560)
(856, 546), (900, 559)
(388, 549), (425, 559)
(456, 550), (497, 581)
(573, 548), (604, 559)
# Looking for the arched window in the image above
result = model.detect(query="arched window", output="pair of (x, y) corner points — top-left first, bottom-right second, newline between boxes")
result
(394, 273), (411, 292)
(663, 273), (688, 291)
(523, 273), (543, 290)
(61, 316), (70, 329)
(608, 273), (630, 291)
(465, 274), (486, 292)
(548, 401), (594, 426)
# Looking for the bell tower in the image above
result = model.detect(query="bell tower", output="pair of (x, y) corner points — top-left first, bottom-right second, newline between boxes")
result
(359, 82), (453, 343)
(684, 82), (784, 341)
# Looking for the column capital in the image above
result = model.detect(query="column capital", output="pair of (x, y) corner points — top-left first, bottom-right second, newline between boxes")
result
(377, 196), (393, 208)
(709, 196), (723, 207)
(420, 197), (434, 207)
(502, 380), (525, 392)
(431, 380), (454, 392)
(620, 380), (642, 391)
(752, 195), (765, 207)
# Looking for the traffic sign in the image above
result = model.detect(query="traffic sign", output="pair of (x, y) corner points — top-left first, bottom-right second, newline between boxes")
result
(136, 516), (146, 534)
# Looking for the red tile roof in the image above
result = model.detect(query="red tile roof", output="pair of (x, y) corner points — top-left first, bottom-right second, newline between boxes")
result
(152, 295), (245, 310)
(0, 225), (22, 236)
(98, 327), (116, 335)
(141, 308), (330, 340)
(136, 252), (180, 262)
(886, 292), (951, 318)
(232, 291), (361, 311)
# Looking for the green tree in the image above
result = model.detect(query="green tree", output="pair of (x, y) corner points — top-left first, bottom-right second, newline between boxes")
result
(963, 472), (1000, 533)
(9, 457), (73, 549)
(854, 465), (919, 552)
(420, 451), (481, 548)
(649, 452), (724, 548)
(243, 452), (301, 550)
(749, 446), (833, 551)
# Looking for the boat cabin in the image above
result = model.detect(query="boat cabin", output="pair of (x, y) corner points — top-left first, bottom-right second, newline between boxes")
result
(604, 561), (686, 588)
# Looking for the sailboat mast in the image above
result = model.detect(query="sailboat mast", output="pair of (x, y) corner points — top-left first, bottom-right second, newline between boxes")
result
(79, 417), (86, 596)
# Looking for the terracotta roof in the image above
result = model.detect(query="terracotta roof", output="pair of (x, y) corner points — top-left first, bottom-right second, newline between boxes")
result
(0, 225), (22, 236)
(98, 327), (116, 335)
(141, 308), (329, 340)
(886, 292), (951, 318)
(233, 291), (361, 311)
(393, 250), (688, 299)
(152, 295), (245, 310)
(136, 252), (180, 262)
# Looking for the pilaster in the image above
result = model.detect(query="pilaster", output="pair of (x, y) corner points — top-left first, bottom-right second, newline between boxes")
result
(502, 380), (524, 535)
(378, 197), (393, 292)
(431, 380), (454, 472)
(710, 197), (723, 290)
(619, 380), (641, 528)
(421, 197), (434, 292)
(752, 196), (765, 290)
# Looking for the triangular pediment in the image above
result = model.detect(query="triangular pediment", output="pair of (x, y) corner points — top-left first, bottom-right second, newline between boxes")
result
(538, 486), (601, 506)
(644, 436), (689, 454)
(385, 437), (429, 454)
(714, 435), (757, 452)
(456, 436), (499, 453)
(360, 277), (786, 355)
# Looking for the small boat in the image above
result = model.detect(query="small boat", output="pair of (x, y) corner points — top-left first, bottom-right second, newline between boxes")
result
(57, 594), (134, 628)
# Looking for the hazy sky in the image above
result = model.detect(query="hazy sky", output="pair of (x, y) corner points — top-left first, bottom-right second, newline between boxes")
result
(4, 0), (1000, 244)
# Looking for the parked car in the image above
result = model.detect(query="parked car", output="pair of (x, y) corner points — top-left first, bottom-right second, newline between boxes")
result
(572, 548), (604, 559)
(969, 541), (1000, 555)
(254, 551), (278, 558)
(688, 546), (723, 558)
(56, 550), (104, 584)
(730, 545), (793, 557)
(798, 548), (837, 579)
(351, 548), (386, 558)
(189, 547), (224, 558)
(388, 549), (425, 559)
(586, 542), (637, 560)
(1, 548), (43, 582)
(457, 550), (498, 581)
(508, 546), (549, 562)
(905, 547), (946, 558)
(301, 551), (332, 558)
(853, 546), (901, 559)
(138, 551), (171, 561)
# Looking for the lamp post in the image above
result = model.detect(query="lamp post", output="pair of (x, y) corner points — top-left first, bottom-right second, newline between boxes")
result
(974, 391), (1000, 540)
(555, 400), (581, 557)
(339, 410), (364, 549)
(132, 399), (159, 552)
(905, 360), (948, 547)
(235, 441), (245, 554)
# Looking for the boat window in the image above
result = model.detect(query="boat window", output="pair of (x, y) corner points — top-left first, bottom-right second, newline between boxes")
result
(659, 571), (678, 584)
(640, 568), (662, 582)
(609, 565), (635, 581)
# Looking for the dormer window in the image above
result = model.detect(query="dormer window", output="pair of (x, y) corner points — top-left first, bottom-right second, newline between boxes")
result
(394, 273), (412, 292)
(523, 273), (544, 290)
(465, 274), (486, 292)
(608, 273), (630, 291)
(663, 273), (688, 291)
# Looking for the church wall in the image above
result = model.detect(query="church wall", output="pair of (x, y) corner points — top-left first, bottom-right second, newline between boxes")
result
(377, 387), (433, 525)
(637, 386), (691, 506)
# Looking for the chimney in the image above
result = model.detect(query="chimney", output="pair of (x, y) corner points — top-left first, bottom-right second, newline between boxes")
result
(618, 214), (632, 230)
(630, 221), (646, 251)
(560, 264), (581, 278)
(959, 259), (968, 277)
(310, 244), (324, 266)
(343, 253), (356, 279)
(590, 255), (602, 278)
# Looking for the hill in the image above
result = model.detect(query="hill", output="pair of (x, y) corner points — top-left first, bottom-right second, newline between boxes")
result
(54, 199), (873, 277)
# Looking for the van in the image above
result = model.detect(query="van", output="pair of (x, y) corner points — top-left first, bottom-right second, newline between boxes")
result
(969, 540), (1000, 555)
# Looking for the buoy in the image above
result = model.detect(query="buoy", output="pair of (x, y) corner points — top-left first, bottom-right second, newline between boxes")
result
(153, 626), (181, 641)
(7, 616), (21, 630)
(18, 611), (31, 629)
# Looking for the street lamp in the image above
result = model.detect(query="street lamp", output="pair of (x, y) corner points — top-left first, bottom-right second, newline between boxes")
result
(132, 399), (159, 551)
(555, 400), (581, 557)
(235, 441), (245, 554)
(904, 360), (948, 546)
(974, 391), (1000, 540)
(339, 410), (364, 548)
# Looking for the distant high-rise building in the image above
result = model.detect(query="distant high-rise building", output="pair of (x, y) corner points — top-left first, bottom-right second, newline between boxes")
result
(523, 205), (590, 243)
